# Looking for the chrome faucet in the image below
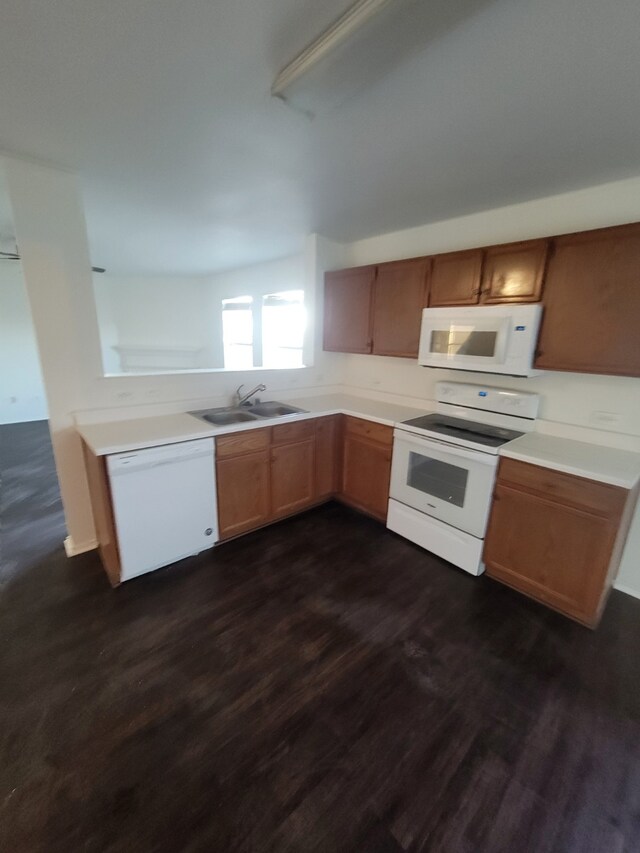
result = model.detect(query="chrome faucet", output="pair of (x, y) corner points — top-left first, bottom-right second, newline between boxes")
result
(235, 383), (266, 407)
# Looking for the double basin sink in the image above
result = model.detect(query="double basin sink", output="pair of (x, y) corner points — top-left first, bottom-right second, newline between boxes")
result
(189, 400), (308, 426)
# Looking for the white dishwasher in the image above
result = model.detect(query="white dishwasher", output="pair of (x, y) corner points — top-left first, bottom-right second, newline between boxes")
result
(106, 438), (218, 582)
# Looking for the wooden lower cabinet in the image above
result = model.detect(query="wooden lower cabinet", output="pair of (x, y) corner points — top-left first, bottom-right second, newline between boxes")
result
(216, 450), (271, 539)
(315, 415), (341, 499)
(339, 417), (393, 522)
(271, 438), (315, 518)
(483, 458), (636, 627)
(216, 415), (392, 539)
(216, 416), (343, 540)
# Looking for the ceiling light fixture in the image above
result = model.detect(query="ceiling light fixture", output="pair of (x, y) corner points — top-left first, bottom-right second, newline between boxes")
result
(272, 0), (405, 117)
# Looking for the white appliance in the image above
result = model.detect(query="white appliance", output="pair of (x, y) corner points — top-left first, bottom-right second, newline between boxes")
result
(107, 438), (217, 582)
(387, 381), (539, 576)
(418, 304), (543, 377)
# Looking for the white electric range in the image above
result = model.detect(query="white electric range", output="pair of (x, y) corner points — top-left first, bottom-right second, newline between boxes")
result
(387, 381), (539, 576)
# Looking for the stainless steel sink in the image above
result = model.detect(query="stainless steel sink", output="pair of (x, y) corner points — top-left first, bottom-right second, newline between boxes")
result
(246, 401), (307, 417)
(189, 407), (261, 426)
(189, 400), (307, 425)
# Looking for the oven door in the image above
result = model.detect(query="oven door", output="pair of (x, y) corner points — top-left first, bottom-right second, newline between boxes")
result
(389, 429), (498, 538)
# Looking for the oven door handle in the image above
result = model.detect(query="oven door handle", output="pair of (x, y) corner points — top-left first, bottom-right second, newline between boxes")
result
(393, 429), (499, 466)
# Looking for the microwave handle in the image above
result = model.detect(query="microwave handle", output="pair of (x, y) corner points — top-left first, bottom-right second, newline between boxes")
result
(393, 429), (498, 466)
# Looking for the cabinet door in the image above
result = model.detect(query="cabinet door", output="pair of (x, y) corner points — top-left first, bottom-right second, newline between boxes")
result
(372, 258), (429, 357)
(271, 438), (315, 518)
(323, 267), (375, 353)
(480, 239), (548, 304)
(216, 451), (270, 539)
(536, 224), (640, 376)
(315, 416), (341, 499)
(428, 249), (483, 307)
(341, 435), (392, 522)
(484, 483), (618, 626)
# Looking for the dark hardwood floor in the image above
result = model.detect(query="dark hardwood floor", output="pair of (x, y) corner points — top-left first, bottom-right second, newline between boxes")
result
(1, 421), (640, 852)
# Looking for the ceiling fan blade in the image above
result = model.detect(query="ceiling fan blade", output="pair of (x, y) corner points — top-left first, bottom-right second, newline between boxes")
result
(0, 250), (105, 273)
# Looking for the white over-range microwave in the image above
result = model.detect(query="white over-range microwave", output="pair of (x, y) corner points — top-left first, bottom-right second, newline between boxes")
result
(418, 304), (543, 377)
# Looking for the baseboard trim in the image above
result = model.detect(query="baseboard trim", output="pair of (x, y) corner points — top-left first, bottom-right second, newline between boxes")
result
(613, 581), (640, 600)
(64, 535), (98, 558)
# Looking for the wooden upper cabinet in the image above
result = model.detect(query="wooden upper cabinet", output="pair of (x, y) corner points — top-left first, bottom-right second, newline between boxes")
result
(428, 249), (484, 307)
(323, 266), (375, 353)
(372, 258), (430, 358)
(536, 224), (640, 376)
(480, 239), (548, 304)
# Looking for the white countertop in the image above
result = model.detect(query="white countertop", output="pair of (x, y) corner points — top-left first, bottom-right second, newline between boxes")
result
(77, 394), (429, 457)
(77, 395), (640, 490)
(499, 432), (640, 490)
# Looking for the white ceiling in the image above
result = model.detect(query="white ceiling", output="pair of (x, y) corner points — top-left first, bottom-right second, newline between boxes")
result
(1, 0), (639, 275)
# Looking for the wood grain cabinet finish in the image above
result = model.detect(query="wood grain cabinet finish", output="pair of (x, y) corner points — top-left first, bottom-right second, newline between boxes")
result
(372, 258), (430, 357)
(216, 450), (271, 539)
(315, 415), (341, 499)
(217, 417), (344, 540)
(271, 439), (315, 518)
(340, 417), (393, 522)
(484, 458), (635, 627)
(535, 224), (640, 376)
(480, 239), (548, 304)
(323, 266), (375, 353)
(83, 443), (122, 586)
(428, 249), (484, 307)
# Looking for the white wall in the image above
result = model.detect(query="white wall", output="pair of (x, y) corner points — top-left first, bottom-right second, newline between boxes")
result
(93, 273), (217, 371)
(342, 175), (640, 596)
(93, 256), (309, 373)
(0, 262), (47, 423)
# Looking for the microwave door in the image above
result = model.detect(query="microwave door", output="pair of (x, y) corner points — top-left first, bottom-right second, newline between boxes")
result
(419, 316), (510, 371)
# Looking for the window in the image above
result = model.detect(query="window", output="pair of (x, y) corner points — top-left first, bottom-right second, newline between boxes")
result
(221, 289), (305, 369)
(222, 296), (254, 370)
(262, 290), (305, 368)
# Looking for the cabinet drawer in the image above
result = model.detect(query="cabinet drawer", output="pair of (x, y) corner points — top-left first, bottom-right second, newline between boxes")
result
(344, 416), (393, 446)
(216, 428), (271, 459)
(497, 458), (627, 518)
(271, 419), (316, 445)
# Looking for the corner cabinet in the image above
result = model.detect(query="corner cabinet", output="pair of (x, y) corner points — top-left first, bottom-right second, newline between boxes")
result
(535, 224), (640, 376)
(483, 458), (638, 627)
